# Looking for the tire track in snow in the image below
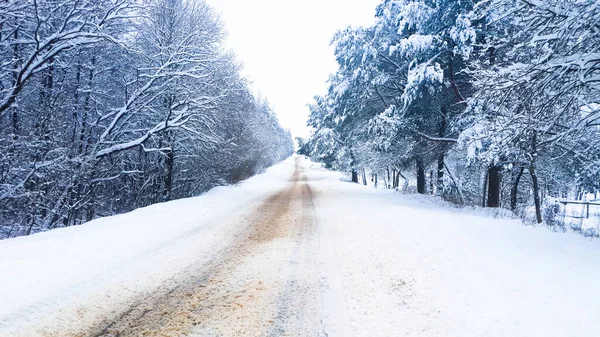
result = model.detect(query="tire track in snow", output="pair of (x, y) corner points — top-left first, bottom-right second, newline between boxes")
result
(267, 167), (327, 337)
(49, 157), (322, 337)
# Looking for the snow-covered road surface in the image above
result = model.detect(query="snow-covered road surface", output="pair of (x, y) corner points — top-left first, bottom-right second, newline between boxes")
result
(1, 156), (600, 336)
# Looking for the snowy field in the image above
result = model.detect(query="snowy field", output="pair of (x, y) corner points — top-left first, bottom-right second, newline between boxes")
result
(1, 156), (599, 336)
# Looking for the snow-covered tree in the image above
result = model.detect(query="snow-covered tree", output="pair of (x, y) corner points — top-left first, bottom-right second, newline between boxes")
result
(0, 0), (292, 239)
(460, 0), (600, 222)
(306, 0), (600, 226)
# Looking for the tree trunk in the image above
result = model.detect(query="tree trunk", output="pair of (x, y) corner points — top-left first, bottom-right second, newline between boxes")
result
(530, 164), (543, 223)
(36, 57), (54, 139)
(417, 159), (426, 194)
(482, 170), (488, 207)
(429, 170), (434, 194)
(86, 172), (96, 222)
(530, 133), (542, 223)
(163, 148), (174, 202)
(78, 56), (95, 154)
(387, 168), (391, 188)
(510, 167), (524, 211)
(349, 149), (359, 184)
(25, 215), (35, 236)
(437, 155), (444, 195)
(437, 105), (447, 194)
(396, 171), (404, 191)
(11, 28), (20, 133)
(351, 169), (359, 183)
(362, 169), (367, 186)
(72, 62), (82, 143)
(487, 166), (502, 208)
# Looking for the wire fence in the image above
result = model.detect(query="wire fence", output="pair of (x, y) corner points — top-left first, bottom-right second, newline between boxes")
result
(555, 200), (600, 236)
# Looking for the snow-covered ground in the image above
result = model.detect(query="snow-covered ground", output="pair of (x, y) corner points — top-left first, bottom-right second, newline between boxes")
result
(0, 159), (295, 336)
(1, 156), (599, 336)
(311, 162), (600, 336)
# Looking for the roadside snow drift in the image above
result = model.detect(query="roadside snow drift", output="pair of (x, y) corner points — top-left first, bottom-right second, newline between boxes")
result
(0, 158), (295, 335)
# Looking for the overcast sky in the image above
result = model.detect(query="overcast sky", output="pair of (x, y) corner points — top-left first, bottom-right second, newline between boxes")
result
(205, 0), (380, 138)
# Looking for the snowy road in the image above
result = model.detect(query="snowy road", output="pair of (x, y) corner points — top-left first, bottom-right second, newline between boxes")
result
(79, 158), (324, 336)
(1, 156), (600, 336)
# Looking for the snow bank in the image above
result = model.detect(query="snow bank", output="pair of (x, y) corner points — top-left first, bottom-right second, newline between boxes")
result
(304, 157), (600, 336)
(0, 157), (295, 335)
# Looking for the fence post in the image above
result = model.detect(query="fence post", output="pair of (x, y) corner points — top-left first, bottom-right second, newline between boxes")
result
(587, 202), (590, 219)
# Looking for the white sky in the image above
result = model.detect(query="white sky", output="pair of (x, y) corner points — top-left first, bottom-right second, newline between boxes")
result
(205, 0), (380, 138)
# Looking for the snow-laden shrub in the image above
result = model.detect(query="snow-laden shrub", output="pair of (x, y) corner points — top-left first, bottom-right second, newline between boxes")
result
(543, 201), (562, 228)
